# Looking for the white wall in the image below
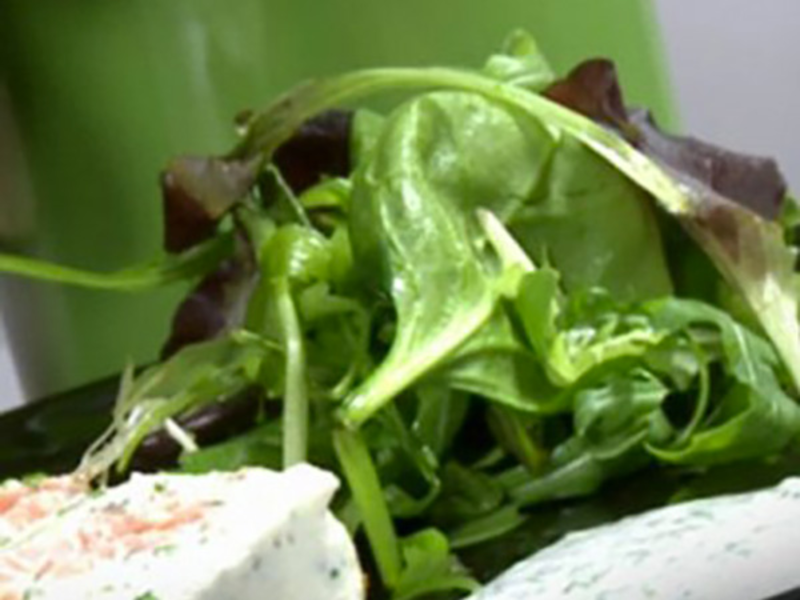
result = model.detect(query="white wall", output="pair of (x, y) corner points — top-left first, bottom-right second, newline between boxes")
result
(0, 2), (798, 411)
(654, 0), (800, 191)
(0, 319), (23, 410)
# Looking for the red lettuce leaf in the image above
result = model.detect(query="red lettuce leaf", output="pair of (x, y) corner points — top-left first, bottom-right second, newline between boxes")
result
(545, 59), (800, 396)
(161, 156), (259, 252)
(161, 109), (354, 355)
(272, 109), (353, 193)
(161, 228), (257, 358)
(544, 59), (787, 221)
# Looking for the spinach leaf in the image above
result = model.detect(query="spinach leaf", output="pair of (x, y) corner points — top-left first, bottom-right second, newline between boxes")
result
(341, 91), (552, 427)
(440, 309), (558, 413)
(509, 134), (673, 302)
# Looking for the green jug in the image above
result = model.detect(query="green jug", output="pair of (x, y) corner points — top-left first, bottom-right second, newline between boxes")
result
(0, 0), (675, 399)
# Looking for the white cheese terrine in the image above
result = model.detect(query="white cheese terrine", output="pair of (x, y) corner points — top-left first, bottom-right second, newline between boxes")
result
(0, 464), (364, 600)
(470, 478), (800, 600)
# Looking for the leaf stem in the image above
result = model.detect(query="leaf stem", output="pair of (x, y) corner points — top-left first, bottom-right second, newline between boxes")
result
(333, 428), (402, 588)
(488, 406), (548, 474)
(674, 347), (711, 446)
(233, 67), (688, 214)
(275, 278), (309, 468)
(0, 234), (233, 291)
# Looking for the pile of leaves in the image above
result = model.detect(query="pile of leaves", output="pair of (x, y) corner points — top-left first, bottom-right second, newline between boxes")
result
(3, 31), (800, 599)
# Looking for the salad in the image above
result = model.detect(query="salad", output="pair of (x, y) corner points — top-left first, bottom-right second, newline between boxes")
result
(2, 30), (800, 599)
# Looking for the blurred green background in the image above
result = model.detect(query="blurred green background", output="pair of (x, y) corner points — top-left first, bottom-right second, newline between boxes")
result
(0, 0), (674, 400)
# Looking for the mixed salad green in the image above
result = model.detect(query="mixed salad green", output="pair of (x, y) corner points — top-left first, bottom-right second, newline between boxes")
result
(2, 31), (800, 598)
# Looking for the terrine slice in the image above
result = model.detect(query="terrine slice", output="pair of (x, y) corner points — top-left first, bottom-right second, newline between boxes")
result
(469, 477), (800, 600)
(0, 464), (364, 600)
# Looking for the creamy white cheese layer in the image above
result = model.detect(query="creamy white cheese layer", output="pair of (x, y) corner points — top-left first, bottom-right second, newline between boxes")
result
(470, 478), (800, 600)
(1, 465), (364, 600)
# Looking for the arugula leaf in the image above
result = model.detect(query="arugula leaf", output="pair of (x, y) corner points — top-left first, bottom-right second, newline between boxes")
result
(79, 331), (272, 477)
(574, 371), (672, 453)
(392, 529), (479, 600)
(179, 420), (282, 473)
(678, 191), (800, 396)
(447, 504), (528, 551)
(441, 309), (558, 413)
(515, 270), (666, 396)
(508, 370), (672, 506)
(643, 298), (800, 465)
